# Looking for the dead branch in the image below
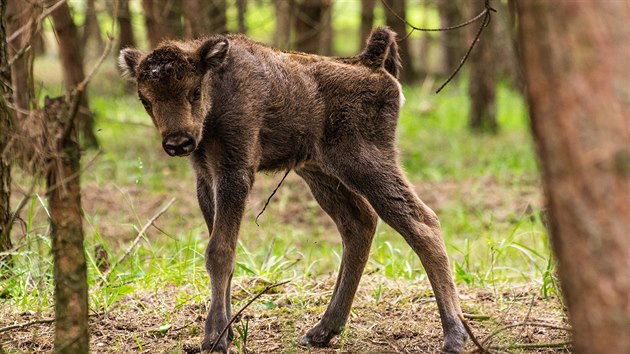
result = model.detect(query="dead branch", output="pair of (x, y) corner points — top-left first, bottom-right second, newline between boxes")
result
(7, 0), (67, 43)
(209, 280), (290, 352)
(458, 313), (490, 353)
(480, 321), (572, 348)
(489, 341), (572, 350)
(255, 169), (290, 226)
(100, 197), (176, 283)
(0, 318), (54, 334)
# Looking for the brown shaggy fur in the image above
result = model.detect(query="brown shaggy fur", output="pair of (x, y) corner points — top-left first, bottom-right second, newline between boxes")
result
(119, 28), (467, 353)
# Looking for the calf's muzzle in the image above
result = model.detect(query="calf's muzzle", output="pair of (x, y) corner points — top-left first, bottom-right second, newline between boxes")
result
(162, 132), (196, 157)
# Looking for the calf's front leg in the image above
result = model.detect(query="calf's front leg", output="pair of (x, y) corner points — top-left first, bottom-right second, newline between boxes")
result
(200, 170), (252, 353)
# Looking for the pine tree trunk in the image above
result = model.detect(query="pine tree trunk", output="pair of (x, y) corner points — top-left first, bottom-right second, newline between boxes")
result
(383, 0), (417, 83)
(294, 0), (324, 54)
(81, 0), (104, 52)
(142, 0), (163, 47)
(517, 2), (630, 353)
(208, 0), (227, 34)
(117, 0), (136, 52)
(6, 0), (33, 120)
(49, 3), (98, 148)
(0, 0), (13, 269)
(437, 0), (463, 74)
(359, 0), (376, 48)
(273, 0), (293, 49)
(47, 98), (89, 354)
(468, 0), (497, 133)
(236, 0), (247, 34)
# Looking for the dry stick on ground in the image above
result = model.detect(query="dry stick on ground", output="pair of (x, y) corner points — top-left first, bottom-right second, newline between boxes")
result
(209, 280), (291, 353)
(480, 321), (572, 349)
(458, 314), (490, 353)
(100, 197), (176, 283)
(0, 318), (55, 334)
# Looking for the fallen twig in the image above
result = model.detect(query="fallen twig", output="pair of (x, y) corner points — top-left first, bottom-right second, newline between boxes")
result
(489, 340), (572, 350)
(458, 313), (490, 353)
(100, 197), (176, 283)
(0, 318), (54, 334)
(209, 280), (290, 352)
(480, 321), (571, 348)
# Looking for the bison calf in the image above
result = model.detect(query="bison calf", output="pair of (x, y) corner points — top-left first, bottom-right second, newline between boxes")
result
(119, 28), (467, 353)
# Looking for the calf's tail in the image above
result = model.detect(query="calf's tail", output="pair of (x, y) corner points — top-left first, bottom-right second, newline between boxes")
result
(359, 27), (401, 79)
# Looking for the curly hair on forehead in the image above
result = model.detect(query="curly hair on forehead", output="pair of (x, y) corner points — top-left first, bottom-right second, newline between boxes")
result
(137, 46), (194, 82)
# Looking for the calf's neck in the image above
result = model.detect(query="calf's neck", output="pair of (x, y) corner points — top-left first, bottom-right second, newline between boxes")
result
(119, 27), (467, 353)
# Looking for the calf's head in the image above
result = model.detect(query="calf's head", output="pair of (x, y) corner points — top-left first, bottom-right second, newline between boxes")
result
(119, 37), (229, 156)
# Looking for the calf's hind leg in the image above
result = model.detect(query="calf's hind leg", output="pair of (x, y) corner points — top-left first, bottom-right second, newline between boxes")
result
(295, 167), (378, 347)
(328, 156), (467, 353)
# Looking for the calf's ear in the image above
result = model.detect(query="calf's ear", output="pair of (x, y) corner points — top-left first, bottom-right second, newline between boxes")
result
(198, 37), (229, 71)
(119, 48), (144, 80)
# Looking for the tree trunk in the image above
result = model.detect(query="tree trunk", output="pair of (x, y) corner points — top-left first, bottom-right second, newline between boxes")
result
(236, 0), (247, 34)
(383, 0), (417, 83)
(359, 0), (376, 48)
(142, 0), (163, 47)
(437, 0), (463, 74)
(6, 0), (33, 120)
(319, 0), (332, 55)
(516, 2), (630, 353)
(208, 0), (227, 34)
(117, 0), (135, 52)
(294, 0), (324, 54)
(182, 0), (208, 38)
(49, 3), (98, 148)
(46, 98), (89, 354)
(273, 0), (293, 49)
(0, 0), (14, 269)
(81, 0), (104, 52)
(468, 0), (497, 133)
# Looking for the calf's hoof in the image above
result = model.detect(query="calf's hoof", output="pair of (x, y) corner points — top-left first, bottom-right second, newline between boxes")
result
(441, 323), (468, 354)
(201, 336), (229, 354)
(297, 323), (341, 348)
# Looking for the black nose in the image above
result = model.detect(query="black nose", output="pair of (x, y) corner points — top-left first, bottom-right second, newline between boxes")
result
(162, 133), (195, 156)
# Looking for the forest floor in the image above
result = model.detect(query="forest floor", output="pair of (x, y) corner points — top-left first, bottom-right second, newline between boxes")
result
(1, 60), (571, 352)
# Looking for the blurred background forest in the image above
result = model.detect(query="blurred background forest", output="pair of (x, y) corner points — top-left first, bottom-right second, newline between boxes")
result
(0, 0), (580, 353)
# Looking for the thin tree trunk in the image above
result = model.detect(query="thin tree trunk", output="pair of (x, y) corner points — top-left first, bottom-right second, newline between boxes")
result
(273, 0), (293, 49)
(142, 0), (163, 47)
(437, 0), (463, 74)
(81, 0), (104, 52)
(163, 0), (184, 39)
(117, 0), (135, 52)
(383, 0), (417, 83)
(46, 98), (89, 354)
(319, 0), (332, 55)
(6, 0), (33, 120)
(517, 2), (630, 353)
(236, 0), (247, 34)
(468, 0), (497, 133)
(208, 0), (227, 34)
(50, 3), (98, 148)
(182, 0), (207, 38)
(359, 0), (376, 48)
(0, 0), (14, 269)
(294, 0), (324, 54)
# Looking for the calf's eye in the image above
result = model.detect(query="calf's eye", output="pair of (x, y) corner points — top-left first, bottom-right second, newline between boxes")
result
(192, 87), (201, 102)
(140, 97), (151, 110)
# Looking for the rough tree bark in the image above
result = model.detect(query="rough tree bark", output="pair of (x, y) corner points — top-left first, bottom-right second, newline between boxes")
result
(359, 0), (376, 48)
(383, 0), (417, 83)
(46, 97), (89, 354)
(49, 2), (98, 148)
(468, 0), (497, 133)
(0, 0), (13, 268)
(273, 0), (293, 50)
(117, 0), (135, 52)
(517, 2), (630, 353)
